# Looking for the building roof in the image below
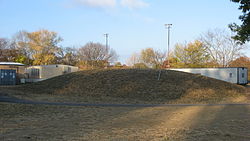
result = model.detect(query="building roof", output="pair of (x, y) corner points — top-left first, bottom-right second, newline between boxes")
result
(26, 64), (79, 70)
(170, 67), (248, 69)
(0, 62), (25, 66)
(27, 64), (78, 68)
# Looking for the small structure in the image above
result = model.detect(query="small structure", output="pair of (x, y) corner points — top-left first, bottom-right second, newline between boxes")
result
(25, 64), (78, 82)
(0, 62), (25, 85)
(170, 67), (248, 85)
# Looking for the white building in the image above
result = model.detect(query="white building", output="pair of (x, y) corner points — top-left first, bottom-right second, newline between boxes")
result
(170, 67), (248, 85)
(25, 64), (78, 82)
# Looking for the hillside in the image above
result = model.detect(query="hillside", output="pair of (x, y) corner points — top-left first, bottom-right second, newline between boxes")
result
(15, 69), (247, 103)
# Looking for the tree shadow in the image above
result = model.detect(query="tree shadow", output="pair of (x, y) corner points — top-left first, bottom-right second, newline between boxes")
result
(182, 105), (250, 141)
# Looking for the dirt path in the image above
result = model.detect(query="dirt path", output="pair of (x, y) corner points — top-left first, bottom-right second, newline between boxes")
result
(1, 95), (250, 107)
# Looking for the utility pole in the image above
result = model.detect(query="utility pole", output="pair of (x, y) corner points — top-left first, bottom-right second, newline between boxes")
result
(165, 24), (172, 68)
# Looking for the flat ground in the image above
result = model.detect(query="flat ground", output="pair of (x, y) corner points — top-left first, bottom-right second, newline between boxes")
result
(1, 103), (250, 141)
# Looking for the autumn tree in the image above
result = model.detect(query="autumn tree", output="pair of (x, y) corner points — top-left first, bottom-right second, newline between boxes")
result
(171, 40), (211, 68)
(78, 42), (118, 69)
(133, 63), (149, 69)
(229, 56), (250, 68)
(140, 48), (165, 69)
(229, 0), (250, 44)
(26, 29), (63, 65)
(112, 62), (126, 69)
(200, 29), (245, 67)
(114, 62), (122, 67)
(2, 30), (82, 66)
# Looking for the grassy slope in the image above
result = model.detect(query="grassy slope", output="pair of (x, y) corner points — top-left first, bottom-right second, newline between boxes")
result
(12, 69), (247, 104)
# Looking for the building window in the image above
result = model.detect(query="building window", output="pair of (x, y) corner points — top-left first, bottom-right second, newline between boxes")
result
(229, 73), (233, 78)
(242, 73), (245, 78)
(31, 69), (40, 79)
(68, 67), (71, 73)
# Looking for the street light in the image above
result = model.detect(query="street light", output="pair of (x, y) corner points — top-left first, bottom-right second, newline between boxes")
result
(104, 33), (109, 68)
(165, 24), (172, 68)
(104, 33), (109, 49)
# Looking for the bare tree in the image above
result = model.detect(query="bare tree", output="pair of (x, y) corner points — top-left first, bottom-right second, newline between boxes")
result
(78, 42), (118, 68)
(200, 29), (246, 67)
(12, 31), (30, 57)
(57, 47), (79, 66)
(154, 50), (166, 67)
(0, 38), (8, 50)
(0, 38), (21, 62)
(11, 31), (33, 64)
(126, 52), (140, 66)
(0, 38), (9, 61)
(79, 42), (117, 62)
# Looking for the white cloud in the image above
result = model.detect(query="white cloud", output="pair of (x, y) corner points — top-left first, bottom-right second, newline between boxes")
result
(121, 0), (149, 9)
(74, 0), (116, 8)
(69, 0), (149, 10)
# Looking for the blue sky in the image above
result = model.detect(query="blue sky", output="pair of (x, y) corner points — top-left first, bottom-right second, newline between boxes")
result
(0, 0), (249, 63)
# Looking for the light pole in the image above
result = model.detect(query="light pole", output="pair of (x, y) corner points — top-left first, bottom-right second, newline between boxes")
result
(104, 33), (109, 49)
(165, 24), (172, 68)
(104, 33), (109, 68)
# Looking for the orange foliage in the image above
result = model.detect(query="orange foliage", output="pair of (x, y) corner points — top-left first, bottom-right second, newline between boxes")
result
(229, 57), (250, 68)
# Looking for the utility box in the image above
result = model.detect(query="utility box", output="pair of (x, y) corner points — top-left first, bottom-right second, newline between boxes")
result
(0, 69), (16, 85)
(0, 62), (25, 84)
